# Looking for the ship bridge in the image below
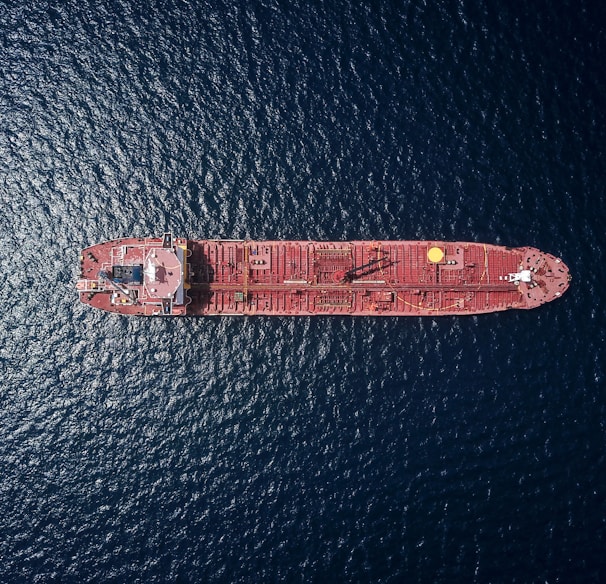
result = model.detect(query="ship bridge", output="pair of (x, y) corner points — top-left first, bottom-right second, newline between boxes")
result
(141, 239), (190, 313)
(144, 247), (183, 299)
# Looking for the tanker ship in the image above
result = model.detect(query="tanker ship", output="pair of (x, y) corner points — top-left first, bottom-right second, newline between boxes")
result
(76, 233), (570, 316)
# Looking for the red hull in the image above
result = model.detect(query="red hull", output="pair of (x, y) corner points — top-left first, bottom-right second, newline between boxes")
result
(77, 234), (570, 316)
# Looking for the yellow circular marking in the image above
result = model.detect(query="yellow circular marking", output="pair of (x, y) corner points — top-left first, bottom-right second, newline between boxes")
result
(427, 247), (444, 263)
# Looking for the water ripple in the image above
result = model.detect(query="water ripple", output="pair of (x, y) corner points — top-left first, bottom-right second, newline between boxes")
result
(0, 0), (605, 582)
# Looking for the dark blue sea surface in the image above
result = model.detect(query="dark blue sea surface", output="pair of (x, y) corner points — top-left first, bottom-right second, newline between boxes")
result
(1, 0), (605, 582)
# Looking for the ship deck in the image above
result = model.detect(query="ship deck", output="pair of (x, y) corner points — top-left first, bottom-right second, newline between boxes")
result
(77, 236), (570, 316)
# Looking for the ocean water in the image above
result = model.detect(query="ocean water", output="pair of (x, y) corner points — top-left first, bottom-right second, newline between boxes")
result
(1, 0), (605, 582)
